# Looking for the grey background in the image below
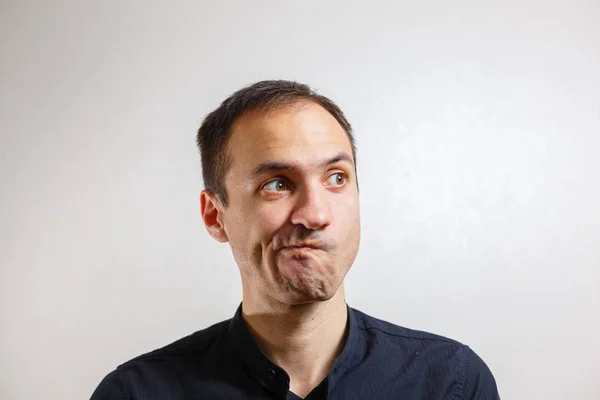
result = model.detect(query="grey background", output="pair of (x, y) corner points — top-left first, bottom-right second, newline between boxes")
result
(1, 0), (599, 399)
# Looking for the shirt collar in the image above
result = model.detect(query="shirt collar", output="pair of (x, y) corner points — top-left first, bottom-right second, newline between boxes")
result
(228, 302), (361, 396)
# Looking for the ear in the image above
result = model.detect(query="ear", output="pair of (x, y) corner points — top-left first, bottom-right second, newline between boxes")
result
(200, 190), (229, 243)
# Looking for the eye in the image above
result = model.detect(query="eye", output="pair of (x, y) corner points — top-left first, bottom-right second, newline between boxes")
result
(325, 172), (347, 187)
(262, 178), (291, 193)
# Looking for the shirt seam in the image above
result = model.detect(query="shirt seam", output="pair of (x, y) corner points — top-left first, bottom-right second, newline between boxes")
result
(116, 368), (131, 400)
(453, 344), (470, 400)
(359, 325), (461, 346)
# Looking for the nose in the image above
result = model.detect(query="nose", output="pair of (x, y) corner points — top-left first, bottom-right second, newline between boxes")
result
(289, 182), (332, 230)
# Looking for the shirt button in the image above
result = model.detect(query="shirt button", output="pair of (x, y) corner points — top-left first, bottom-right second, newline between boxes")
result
(268, 369), (276, 379)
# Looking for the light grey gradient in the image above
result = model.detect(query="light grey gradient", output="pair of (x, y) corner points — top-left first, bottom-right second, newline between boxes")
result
(1, 1), (599, 399)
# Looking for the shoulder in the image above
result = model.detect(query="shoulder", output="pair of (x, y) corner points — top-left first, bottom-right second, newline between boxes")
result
(352, 307), (462, 346)
(118, 318), (230, 368)
(352, 307), (465, 370)
(90, 319), (231, 399)
(351, 308), (499, 398)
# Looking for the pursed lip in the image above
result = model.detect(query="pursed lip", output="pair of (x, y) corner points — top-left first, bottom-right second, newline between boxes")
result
(281, 242), (321, 251)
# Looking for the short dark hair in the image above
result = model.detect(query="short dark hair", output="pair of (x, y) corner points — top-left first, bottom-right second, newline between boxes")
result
(196, 80), (356, 206)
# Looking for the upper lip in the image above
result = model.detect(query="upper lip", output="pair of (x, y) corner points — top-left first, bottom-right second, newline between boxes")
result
(284, 242), (320, 250)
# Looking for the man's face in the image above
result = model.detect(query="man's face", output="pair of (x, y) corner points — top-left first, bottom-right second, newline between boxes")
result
(216, 102), (360, 305)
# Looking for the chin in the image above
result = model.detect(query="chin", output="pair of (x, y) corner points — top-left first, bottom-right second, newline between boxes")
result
(278, 294), (332, 306)
(277, 277), (341, 305)
(270, 252), (348, 305)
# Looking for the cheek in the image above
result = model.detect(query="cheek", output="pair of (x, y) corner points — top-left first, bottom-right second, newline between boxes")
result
(248, 207), (290, 272)
(255, 204), (290, 235)
(335, 194), (360, 228)
(231, 205), (289, 253)
(332, 197), (361, 255)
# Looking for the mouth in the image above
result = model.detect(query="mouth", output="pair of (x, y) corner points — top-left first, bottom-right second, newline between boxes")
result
(281, 242), (322, 251)
(277, 244), (324, 257)
(273, 237), (331, 253)
(282, 245), (317, 251)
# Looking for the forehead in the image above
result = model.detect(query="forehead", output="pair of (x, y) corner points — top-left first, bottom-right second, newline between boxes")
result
(226, 102), (353, 175)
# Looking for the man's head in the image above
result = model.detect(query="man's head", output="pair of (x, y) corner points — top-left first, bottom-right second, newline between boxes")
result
(197, 80), (360, 306)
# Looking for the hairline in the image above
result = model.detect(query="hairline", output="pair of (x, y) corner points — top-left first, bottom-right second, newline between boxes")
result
(217, 98), (356, 206)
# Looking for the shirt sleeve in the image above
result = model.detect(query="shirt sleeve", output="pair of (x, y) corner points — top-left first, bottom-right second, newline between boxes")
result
(90, 369), (128, 400)
(461, 346), (500, 400)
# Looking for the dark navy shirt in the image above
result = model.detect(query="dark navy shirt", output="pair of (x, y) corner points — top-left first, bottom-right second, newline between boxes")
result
(91, 304), (499, 399)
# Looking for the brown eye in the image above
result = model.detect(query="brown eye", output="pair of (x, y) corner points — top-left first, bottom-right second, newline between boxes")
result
(326, 173), (346, 187)
(263, 179), (290, 192)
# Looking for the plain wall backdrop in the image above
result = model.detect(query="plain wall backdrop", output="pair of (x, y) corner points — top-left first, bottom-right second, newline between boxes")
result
(1, 1), (599, 399)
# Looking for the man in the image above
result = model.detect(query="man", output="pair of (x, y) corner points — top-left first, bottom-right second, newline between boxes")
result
(91, 80), (499, 399)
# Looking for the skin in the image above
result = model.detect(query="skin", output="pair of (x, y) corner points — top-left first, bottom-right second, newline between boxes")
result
(200, 101), (361, 397)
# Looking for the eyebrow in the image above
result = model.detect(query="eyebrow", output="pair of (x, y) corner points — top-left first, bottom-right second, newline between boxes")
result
(250, 151), (354, 178)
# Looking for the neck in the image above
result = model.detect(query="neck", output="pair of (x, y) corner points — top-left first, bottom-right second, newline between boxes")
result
(241, 287), (349, 397)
